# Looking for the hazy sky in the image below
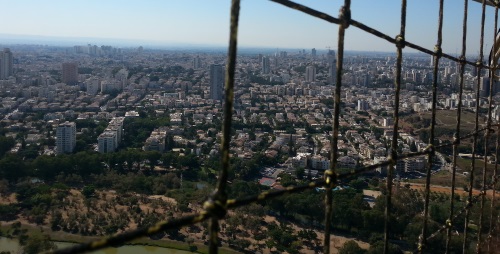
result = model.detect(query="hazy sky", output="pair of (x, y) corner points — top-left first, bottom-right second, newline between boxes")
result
(0, 0), (498, 55)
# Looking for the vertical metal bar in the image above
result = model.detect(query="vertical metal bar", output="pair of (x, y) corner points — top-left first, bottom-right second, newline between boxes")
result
(446, 0), (468, 250)
(486, 4), (498, 254)
(208, 0), (240, 253)
(488, 124), (500, 252)
(457, 1), (473, 252)
(476, 0), (491, 252)
(465, 0), (487, 252)
(385, 1), (406, 253)
(446, 0), (468, 253)
(324, 1), (350, 253)
(419, 0), (468, 253)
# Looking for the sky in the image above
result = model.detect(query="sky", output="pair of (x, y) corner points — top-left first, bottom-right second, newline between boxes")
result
(0, 0), (498, 55)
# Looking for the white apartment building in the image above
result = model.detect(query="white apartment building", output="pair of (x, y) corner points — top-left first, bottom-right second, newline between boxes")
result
(98, 131), (117, 153)
(97, 117), (124, 153)
(56, 121), (76, 154)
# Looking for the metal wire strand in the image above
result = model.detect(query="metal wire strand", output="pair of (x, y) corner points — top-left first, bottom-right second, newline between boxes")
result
(208, 0), (241, 253)
(384, 1), (406, 253)
(455, 1), (473, 253)
(488, 125), (500, 252)
(51, 1), (500, 254)
(485, 6), (499, 254)
(464, 2), (487, 251)
(476, 0), (491, 252)
(419, 0), (445, 252)
(323, 1), (350, 253)
(269, 0), (491, 70)
(446, 0), (467, 250)
(51, 213), (210, 254)
(422, 174), (500, 250)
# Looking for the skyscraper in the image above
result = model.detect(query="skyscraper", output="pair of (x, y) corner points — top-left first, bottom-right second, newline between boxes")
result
(193, 55), (202, 69)
(327, 50), (336, 85)
(357, 99), (369, 111)
(262, 56), (270, 74)
(62, 62), (78, 85)
(56, 121), (76, 154)
(273, 57), (279, 70)
(0, 48), (13, 80)
(210, 64), (225, 101)
(305, 65), (316, 82)
(311, 48), (317, 58)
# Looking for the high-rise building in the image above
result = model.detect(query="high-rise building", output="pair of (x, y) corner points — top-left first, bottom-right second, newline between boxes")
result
(305, 65), (316, 82)
(327, 50), (336, 85)
(97, 117), (124, 153)
(85, 77), (100, 95)
(98, 132), (117, 153)
(0, 48), (13, 80)
(273, 57), (279, 69)
(210, 64), (225, 101)
(62, 62), (78, 85)
(262, 56), (270, 74)
(357, 99), (369, 111)
(193, 55), (202, 69)
(56, 121), (76, 154)
(478, 76), (499, 97)
(311, 48), (317, 58)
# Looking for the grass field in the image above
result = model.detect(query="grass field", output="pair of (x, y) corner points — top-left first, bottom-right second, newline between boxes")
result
(0, 223), (240, 254)
(420, 109), (486, 133)
(409, 169), (468, 188)
(409, 157), (497, 190)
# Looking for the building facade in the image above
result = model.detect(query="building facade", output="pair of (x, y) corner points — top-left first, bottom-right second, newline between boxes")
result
(62, 62), (78, 85)
(0, 48), (13, 80)
(97, 117), (124, 153)
(305, 65), (316, 82)
(327, 50), (336, 85)
(209, 64), (224, 101)
(193, 55), (202, 69)
(56, 121), (76, 154)
(261, 56), (270, 74)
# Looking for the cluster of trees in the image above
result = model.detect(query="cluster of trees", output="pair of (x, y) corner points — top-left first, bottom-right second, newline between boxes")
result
(0, 148), (205, 183)
(47, 192), (173, 236)
(118, 115), (170, 148)
(1, 223), (57, 254)
(260, 177), (498, 253)
(247, 72), (284, 86)
(0, 135), (15, 157)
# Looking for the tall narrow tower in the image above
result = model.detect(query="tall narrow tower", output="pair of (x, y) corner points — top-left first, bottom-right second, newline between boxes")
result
(62, 62), (79, 85)
(261, 56), (270, 74)
(327, 50), (336, 85)
(210, 64), (225, 101)
(0, 48), (13, 80)
(193, 55), (202, 69)
(56, 121), (76, 154)
(305, 65), (316, 82)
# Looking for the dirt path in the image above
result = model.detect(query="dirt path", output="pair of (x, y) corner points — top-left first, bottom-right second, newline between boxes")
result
(408, 183), (495, 198)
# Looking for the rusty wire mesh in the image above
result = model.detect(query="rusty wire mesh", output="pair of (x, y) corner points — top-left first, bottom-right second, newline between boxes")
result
(53, 0), (500, 253)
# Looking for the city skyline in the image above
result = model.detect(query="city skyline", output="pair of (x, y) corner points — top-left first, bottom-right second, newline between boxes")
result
(0, 0), (498, 54)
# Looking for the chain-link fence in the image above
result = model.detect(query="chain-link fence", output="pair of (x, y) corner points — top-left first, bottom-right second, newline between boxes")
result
(53, 1), (500, 253)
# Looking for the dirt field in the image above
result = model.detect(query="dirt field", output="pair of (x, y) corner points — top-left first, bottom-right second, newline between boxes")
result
(421, 110), (483, 133)
(1, 189), (370, 253)
(407, 183), (496, 198)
